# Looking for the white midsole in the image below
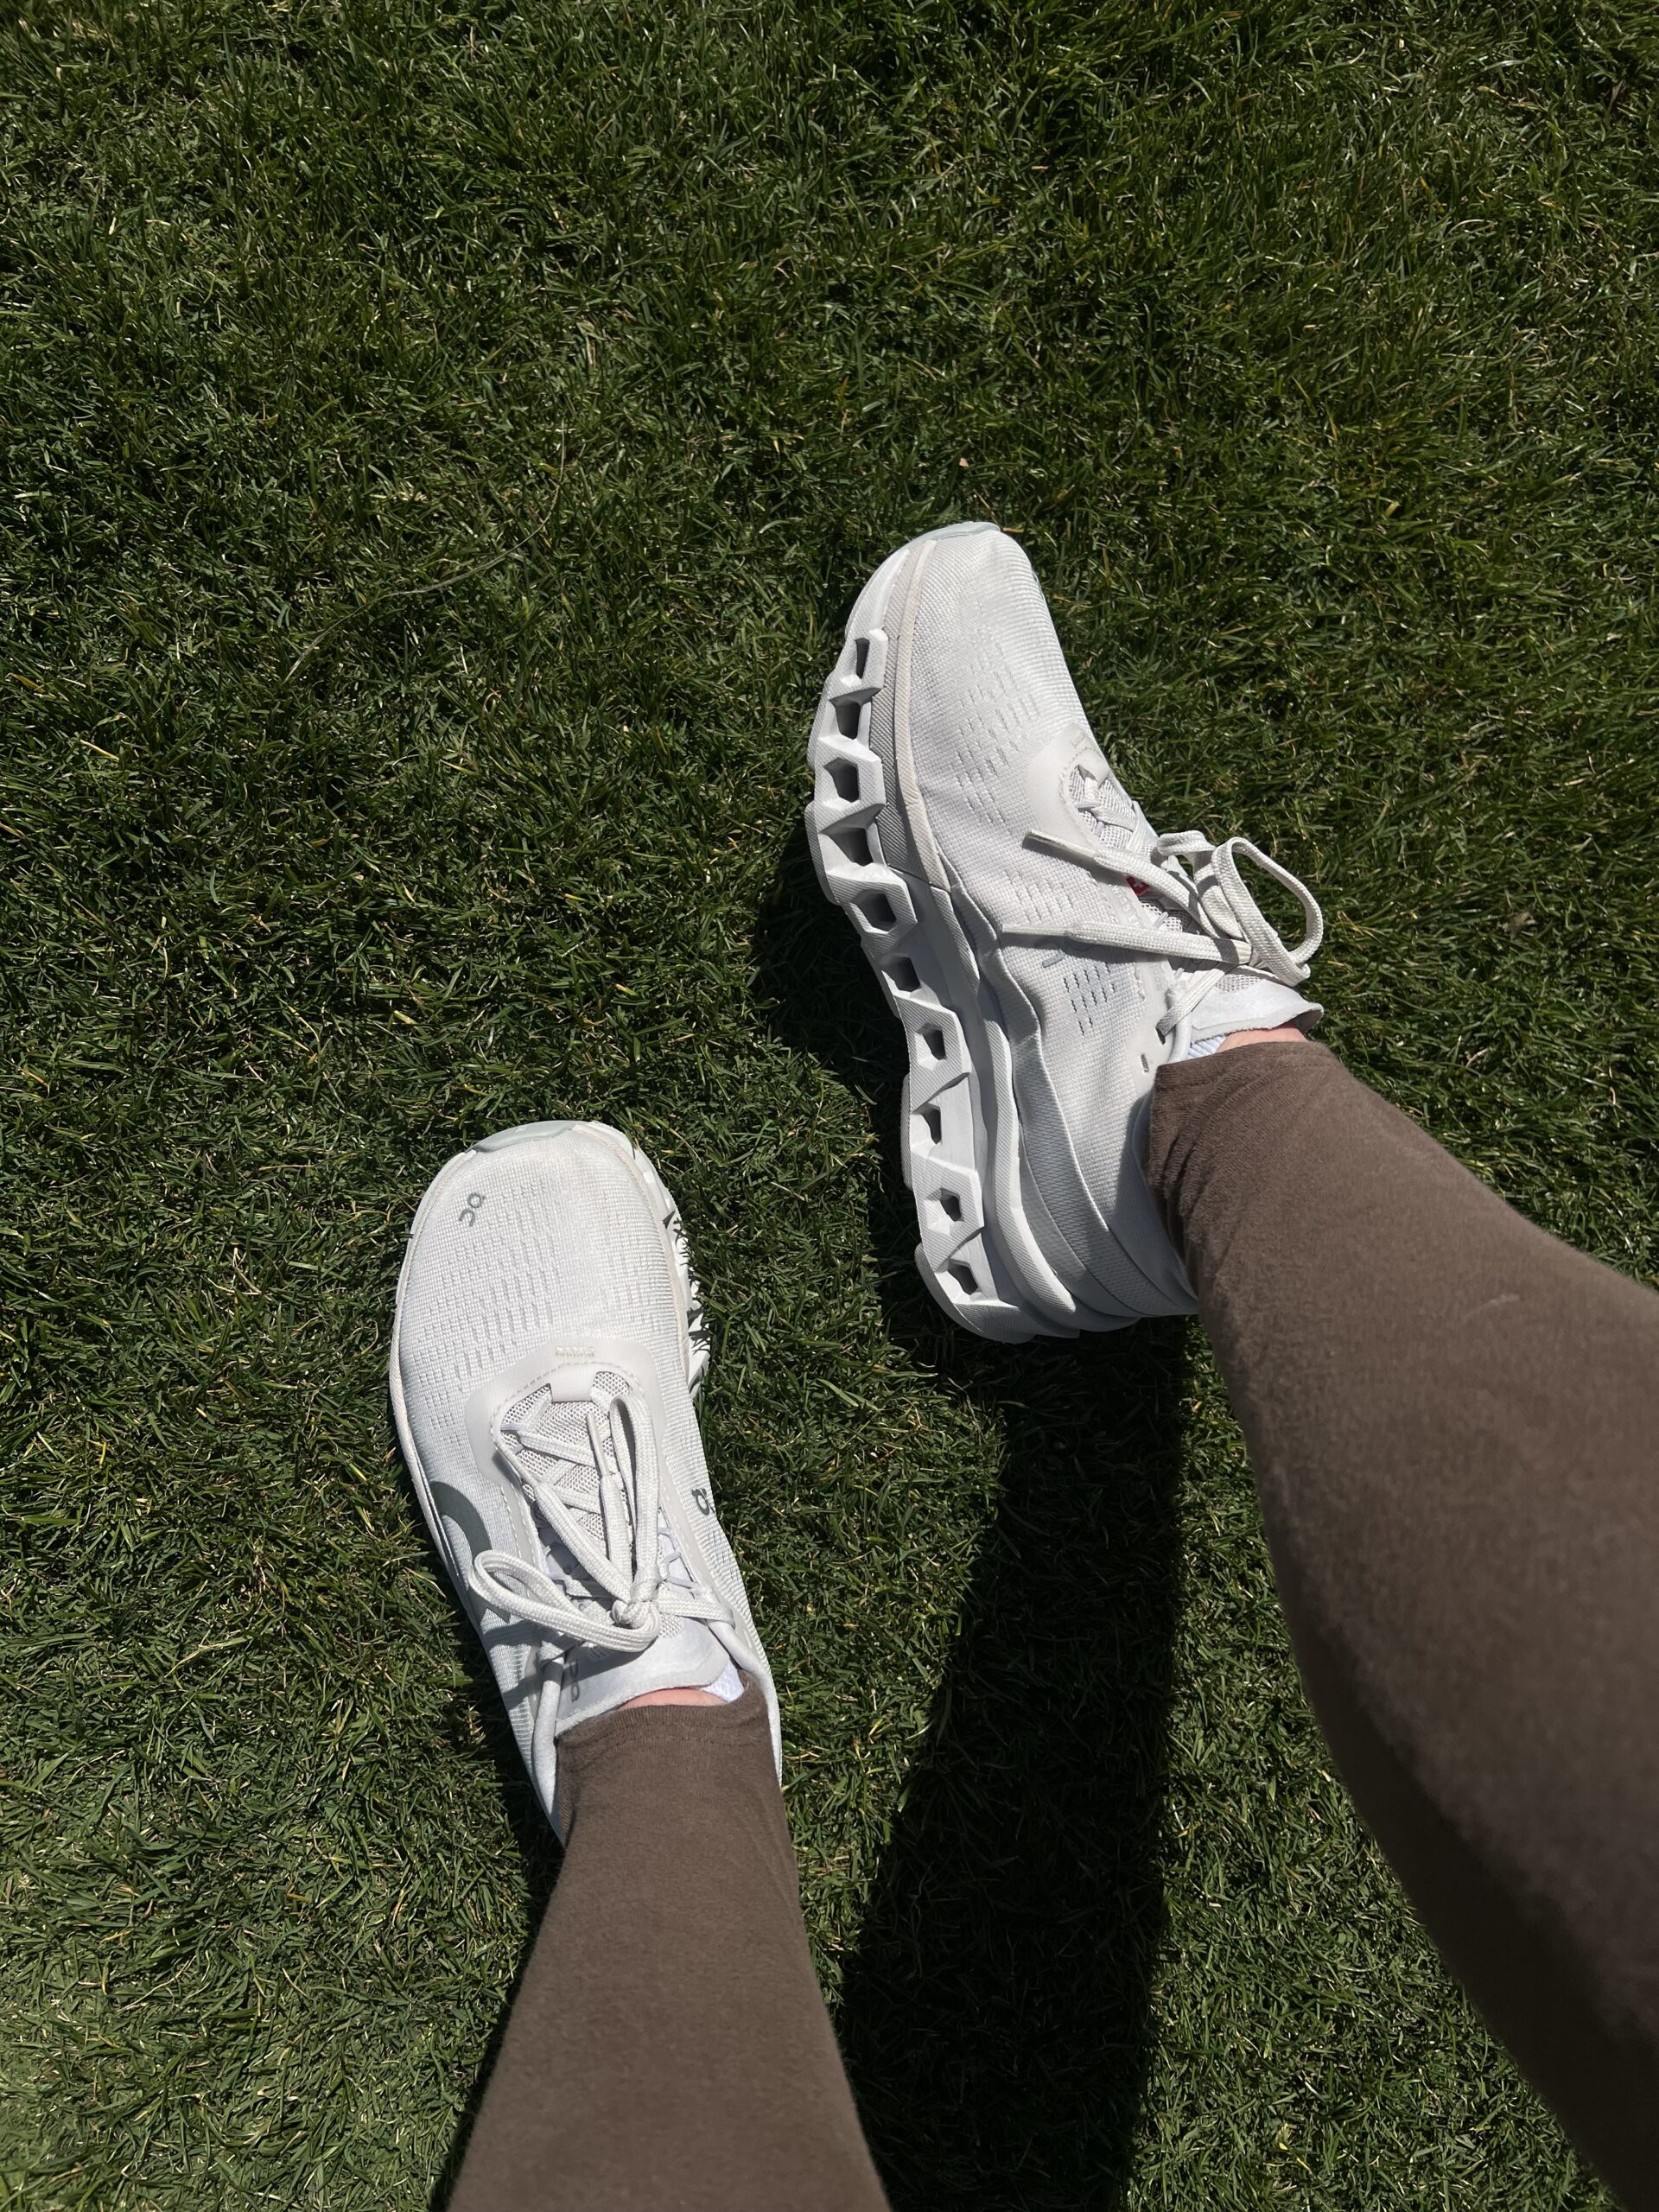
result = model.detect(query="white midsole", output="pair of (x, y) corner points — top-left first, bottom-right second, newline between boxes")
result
(804, 540), (1105, 1344)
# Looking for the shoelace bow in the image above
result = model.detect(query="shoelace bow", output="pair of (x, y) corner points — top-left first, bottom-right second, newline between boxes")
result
(469, 1383), (728, 1653)
(1022, 799), (1324, 1041)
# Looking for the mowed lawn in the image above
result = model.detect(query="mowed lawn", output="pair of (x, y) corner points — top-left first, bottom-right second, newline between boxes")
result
(3, 2), (1656, 2204)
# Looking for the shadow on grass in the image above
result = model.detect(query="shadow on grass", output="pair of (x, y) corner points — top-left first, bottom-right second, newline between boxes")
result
(753, 818), (1187, 2210)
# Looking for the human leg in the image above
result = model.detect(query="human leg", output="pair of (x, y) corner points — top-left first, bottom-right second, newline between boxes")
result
(807, 523), (1659, 2203)
(392, 1122), (887, 2212)
(449, 1683), (887, 2212)
(1146, 1039), (1659, 2207)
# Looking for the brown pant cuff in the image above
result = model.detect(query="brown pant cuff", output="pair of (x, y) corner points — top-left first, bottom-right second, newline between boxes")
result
(555, 1676), (772, 1834)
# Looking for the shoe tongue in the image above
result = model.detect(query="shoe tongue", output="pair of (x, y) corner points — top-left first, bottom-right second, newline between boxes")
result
(1071, 766), (1211, 952)
(504, 1369), (634, 1573)
(1069, 757), (1141, 837)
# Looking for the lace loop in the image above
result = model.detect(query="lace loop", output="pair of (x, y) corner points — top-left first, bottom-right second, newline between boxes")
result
(1020, 811), (1323, 1039)
(1158, 833), (1323, 987)
(467, 1382), (729, 1653)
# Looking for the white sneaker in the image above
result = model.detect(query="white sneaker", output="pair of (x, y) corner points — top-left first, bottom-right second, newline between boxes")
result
(804, 522), (1323, 1343)
(390, 1121), (779, 1831)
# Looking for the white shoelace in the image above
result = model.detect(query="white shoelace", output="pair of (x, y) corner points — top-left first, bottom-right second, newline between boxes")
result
(1019, 811), (1324, 1043)
(469, 1382), (729, 1653)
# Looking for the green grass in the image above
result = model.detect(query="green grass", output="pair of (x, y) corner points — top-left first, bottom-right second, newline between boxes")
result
(3, 0), (1656, 2203)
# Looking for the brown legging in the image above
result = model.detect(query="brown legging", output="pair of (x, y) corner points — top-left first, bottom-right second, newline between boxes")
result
(447, 1043), (1659, 2212)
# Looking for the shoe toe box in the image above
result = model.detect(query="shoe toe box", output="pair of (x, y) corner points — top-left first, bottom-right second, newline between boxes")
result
(395, 1123), (688, 1459)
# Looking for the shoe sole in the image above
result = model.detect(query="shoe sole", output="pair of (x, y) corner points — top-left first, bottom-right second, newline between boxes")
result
(804, 537), (1090, 1344)
(387, 1121), (710, 1618)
